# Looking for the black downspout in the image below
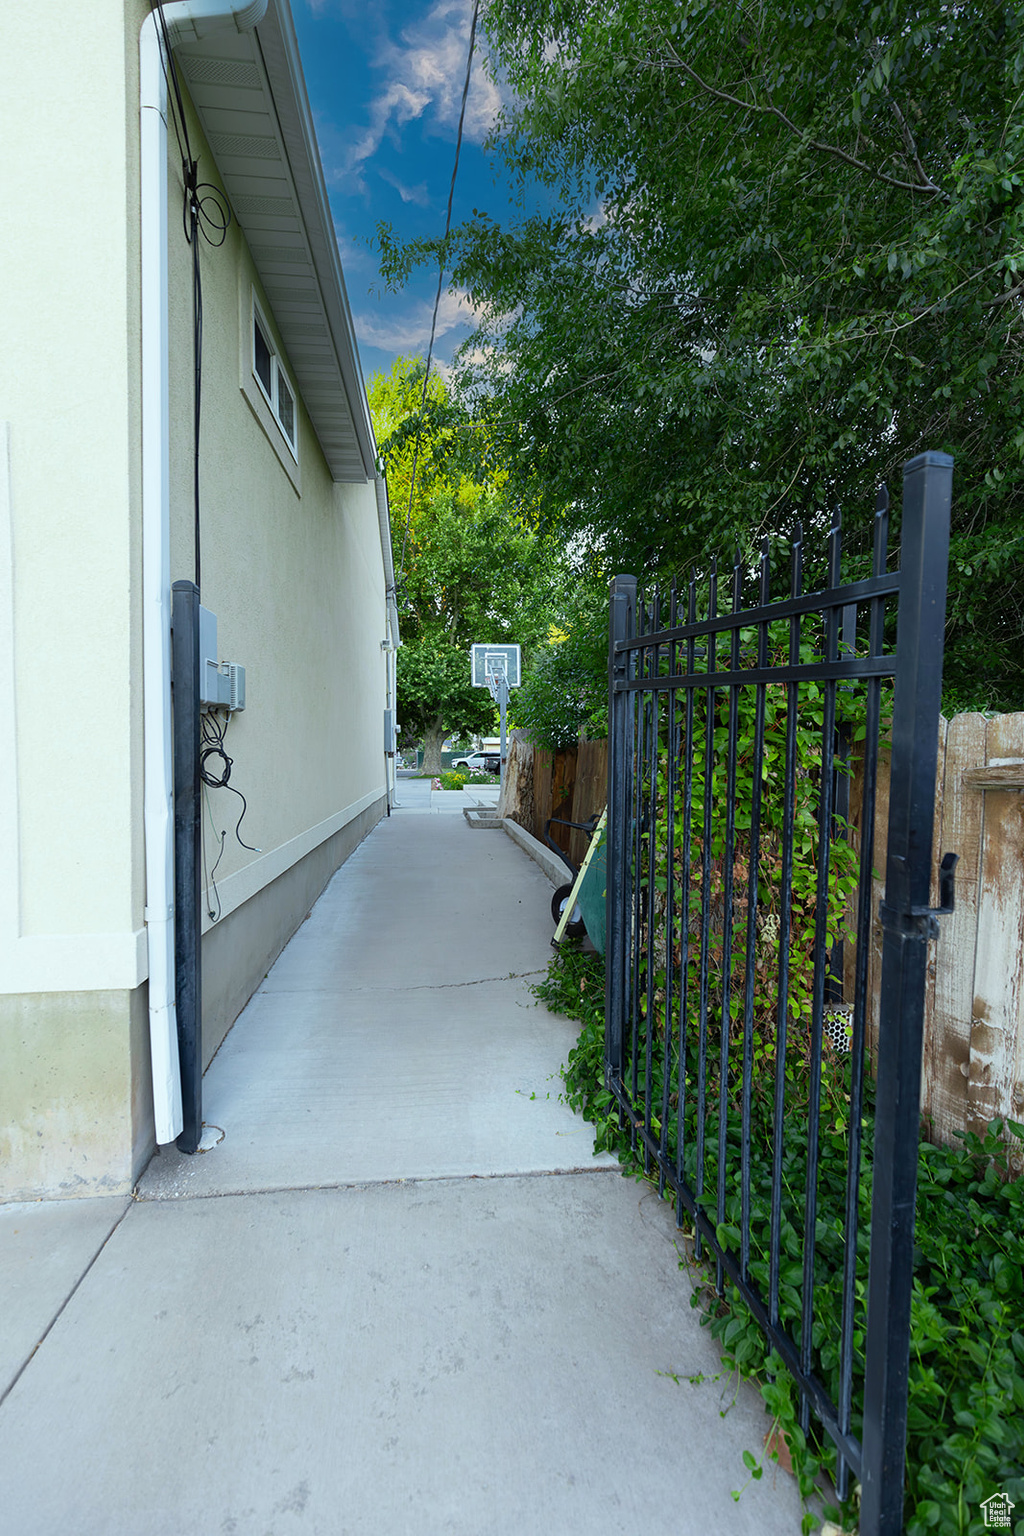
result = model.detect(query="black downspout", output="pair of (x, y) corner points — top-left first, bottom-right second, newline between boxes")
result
(172, 580), (202, 1153)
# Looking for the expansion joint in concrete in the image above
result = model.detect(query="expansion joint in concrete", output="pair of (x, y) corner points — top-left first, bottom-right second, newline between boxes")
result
(134, 1164), (624, 1204)
(0, 1199), (132, 1411)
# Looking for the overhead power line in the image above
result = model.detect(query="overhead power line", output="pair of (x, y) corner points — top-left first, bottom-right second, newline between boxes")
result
(399, 0), (481, 580)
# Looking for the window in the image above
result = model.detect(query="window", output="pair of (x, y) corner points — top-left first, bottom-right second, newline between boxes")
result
(239, 286), (301, 492)
(251, 303), (297, 456)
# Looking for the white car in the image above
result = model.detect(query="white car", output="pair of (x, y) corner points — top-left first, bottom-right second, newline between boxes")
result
(451, 750), (500, 772)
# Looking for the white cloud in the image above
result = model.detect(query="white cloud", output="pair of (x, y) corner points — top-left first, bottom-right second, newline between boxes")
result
(331, 218), (377, 275)
(356, 285), (483, 354)
(459, 342), (514, 376)
(336, 0), (504, 194)
(378, 167), (431, 206)
(579, 203), (608, 235)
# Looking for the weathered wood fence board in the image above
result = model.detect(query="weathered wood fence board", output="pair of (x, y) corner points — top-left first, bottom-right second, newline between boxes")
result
(968, 713), (1024, 1149)
(569, 738), (608, 865)
(859, 711), (1024, 1164)
(924, 713), (983, 1142)
(531, 745), (577, 858)
(498, 733), (607, 868)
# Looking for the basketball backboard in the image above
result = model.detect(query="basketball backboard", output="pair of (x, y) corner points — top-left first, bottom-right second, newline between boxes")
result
(470, 643), (521, 689)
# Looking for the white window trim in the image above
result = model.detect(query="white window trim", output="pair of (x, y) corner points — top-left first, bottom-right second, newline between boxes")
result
(251, 297), (298, 461)
(238, 286), (301, 494)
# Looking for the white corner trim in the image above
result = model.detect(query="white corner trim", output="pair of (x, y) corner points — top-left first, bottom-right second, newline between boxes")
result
(0, 422), (19, 951)
(201, 787), (385, 934)
(0, 929), (149, 996)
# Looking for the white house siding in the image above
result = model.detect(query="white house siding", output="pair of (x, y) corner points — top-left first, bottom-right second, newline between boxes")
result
(0, 2), (388, 1201)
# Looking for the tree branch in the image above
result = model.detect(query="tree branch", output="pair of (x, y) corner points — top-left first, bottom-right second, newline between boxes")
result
(545, 371), (619, 408)
(885, 93), (939, 194)
(986, 278), (1024, 308)
(658, 38), (947, 200)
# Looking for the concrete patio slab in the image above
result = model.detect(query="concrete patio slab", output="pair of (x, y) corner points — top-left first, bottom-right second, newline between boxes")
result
(0, 1195), (129, 1396)
(2, 812), (805, 1536)
(140, 816), (611, 1200)
(139, 978), (615, 1198)
(0, 1173), (804, 1536)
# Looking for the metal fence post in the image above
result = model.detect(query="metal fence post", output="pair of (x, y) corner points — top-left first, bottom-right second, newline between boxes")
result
(860, 452), (953, 1535)
(605, 574), (636, 1080)
(171, 579), (203, 1155)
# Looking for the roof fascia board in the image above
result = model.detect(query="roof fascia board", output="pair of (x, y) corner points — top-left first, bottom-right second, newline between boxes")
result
(253, 4), (378, 480)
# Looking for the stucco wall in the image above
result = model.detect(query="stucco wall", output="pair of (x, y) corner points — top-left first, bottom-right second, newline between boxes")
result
(164, 77), (387, 939)
(0, 3), (388, 1199)
(0, 3), (141, 987)
(0, 4), (144, 1200)
(0, 989), (152, 1202)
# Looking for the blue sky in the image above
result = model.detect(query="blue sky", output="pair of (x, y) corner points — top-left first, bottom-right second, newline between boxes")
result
(292, 0), (517, 386)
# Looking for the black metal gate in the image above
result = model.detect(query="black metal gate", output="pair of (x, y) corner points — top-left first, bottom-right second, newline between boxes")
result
(604, 452), (954, 1535)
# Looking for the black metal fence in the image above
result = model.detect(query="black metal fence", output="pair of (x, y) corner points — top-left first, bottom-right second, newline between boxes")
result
(604, 452), (954, 1535)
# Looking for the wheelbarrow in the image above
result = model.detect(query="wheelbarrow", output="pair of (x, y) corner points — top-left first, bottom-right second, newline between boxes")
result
(544, 809), (607, 948)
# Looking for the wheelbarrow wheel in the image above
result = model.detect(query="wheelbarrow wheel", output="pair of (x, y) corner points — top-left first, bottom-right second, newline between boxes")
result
(551, 883), (586, 939)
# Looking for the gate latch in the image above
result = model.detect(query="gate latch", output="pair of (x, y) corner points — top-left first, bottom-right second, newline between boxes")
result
(878, 851), (959, 940)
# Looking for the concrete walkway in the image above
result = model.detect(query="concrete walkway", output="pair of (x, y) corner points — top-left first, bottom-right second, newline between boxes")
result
(391, 770), (501, 814)
(0, 815), (805, 1536)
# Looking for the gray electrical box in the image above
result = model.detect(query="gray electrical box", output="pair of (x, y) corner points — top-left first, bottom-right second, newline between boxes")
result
(384, 709), (396, 754)
(199, 606), (245, 712)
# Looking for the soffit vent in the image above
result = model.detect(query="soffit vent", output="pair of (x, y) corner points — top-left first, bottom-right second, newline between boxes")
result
(232, 194), (295, 216)
(183, 57), (261, 88)
(210, 132), (281, 160)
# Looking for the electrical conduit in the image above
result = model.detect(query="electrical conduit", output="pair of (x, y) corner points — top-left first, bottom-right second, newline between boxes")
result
(140, 0), (267, 1143)
(374, 475), (401, 808)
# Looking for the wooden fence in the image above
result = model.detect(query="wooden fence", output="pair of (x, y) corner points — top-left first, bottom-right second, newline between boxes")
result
(855, 712), (1024, 1166)
(499, 732), (608, 868)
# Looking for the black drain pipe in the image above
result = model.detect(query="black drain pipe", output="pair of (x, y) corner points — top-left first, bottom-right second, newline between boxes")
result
(171, 580), (202, 1153)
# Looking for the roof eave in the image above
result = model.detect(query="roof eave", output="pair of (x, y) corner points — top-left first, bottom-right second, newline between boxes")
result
(175, 0), (378, 483)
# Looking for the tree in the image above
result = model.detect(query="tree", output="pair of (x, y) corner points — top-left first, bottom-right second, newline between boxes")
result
(379, 0), (1024, 709)
(511, 587), (608, 751)
(369, 358), (566, 773)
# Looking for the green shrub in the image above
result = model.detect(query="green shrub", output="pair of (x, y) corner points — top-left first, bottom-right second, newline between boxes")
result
(440, 770), (467, 790)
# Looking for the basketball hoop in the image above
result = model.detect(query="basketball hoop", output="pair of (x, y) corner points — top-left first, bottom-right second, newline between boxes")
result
(484, 656), (507, 701)
(469, 643), (520, 783)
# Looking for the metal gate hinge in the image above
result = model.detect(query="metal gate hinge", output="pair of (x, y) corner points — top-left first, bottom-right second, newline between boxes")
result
(878, 852), (959, 940)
